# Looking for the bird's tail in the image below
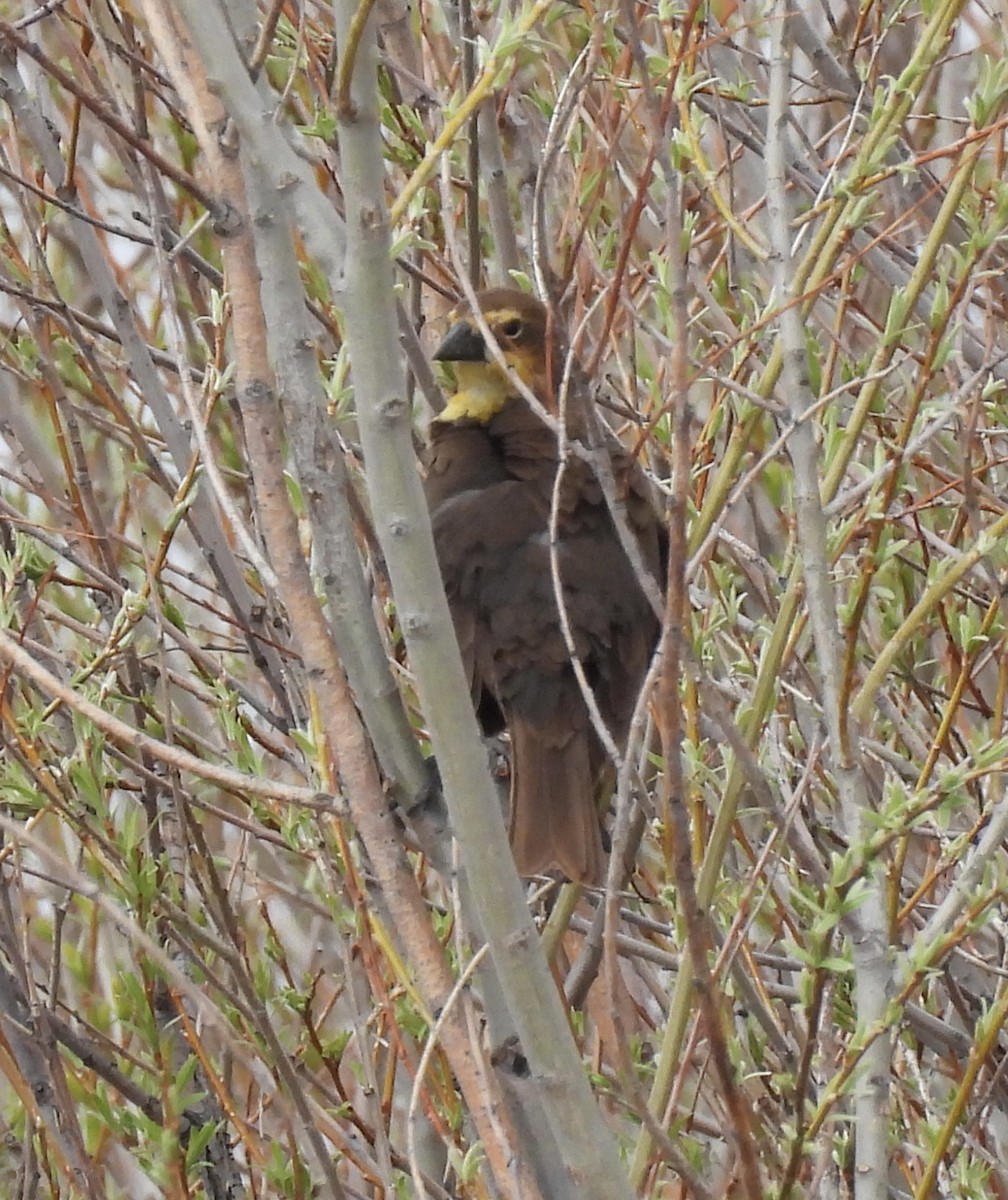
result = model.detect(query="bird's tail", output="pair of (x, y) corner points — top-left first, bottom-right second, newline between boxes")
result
(507, 716), (606, 885)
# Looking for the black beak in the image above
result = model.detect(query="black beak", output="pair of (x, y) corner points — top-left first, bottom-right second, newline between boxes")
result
(433, 320), (486, 363)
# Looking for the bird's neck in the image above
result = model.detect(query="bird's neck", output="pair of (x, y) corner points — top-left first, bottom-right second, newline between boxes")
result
(436, 362), (517, 424)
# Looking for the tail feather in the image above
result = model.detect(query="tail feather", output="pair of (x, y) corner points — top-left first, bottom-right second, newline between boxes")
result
(507, 716), (605, 885)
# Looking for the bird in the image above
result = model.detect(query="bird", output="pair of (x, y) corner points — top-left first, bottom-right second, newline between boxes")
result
(424, 288), (664, 884)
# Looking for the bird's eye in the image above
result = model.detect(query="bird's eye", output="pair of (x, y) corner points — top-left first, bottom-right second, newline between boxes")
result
(499, 317), (523, 338)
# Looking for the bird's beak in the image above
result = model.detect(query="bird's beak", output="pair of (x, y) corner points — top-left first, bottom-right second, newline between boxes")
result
(433, 319), (486, 363)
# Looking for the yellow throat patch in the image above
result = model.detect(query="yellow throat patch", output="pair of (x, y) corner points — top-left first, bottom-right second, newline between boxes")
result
(436, 353), (537, 424)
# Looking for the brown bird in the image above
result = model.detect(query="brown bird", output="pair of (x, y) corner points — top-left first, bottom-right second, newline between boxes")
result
(424, 289), (663, 884)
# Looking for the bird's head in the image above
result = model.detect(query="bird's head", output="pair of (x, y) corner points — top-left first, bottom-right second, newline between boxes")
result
(432, 289), (555, 424)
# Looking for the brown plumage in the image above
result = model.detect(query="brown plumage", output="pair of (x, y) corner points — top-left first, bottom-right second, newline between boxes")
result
(424, 289), (663, 884)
